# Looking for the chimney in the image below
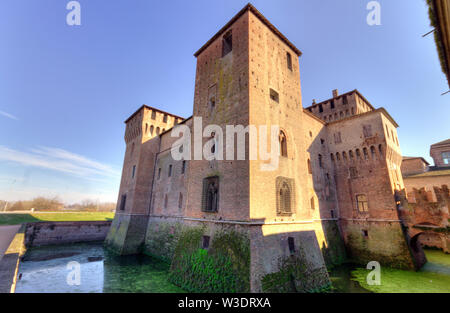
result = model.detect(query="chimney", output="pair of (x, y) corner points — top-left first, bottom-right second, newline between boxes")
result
(332, 89), (339, 98)
(312, 99), (316, 105)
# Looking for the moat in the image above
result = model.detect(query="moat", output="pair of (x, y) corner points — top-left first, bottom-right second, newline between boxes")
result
(14, 243), (450, 293)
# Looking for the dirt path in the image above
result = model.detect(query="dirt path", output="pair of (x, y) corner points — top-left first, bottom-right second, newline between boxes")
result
(0, 225), (21, 261)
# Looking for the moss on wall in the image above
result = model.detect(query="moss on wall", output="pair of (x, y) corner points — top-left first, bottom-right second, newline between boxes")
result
(344, 222), (415, 270)
(261, 255), (331, 293)
(168, 227), (250, 293)
(144, 221), (182, 263)
(320, 221), (347, 267)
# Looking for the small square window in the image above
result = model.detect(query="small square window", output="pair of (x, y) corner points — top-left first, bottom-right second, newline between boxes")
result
(270, 89), (279, 103)
(362, 230), (369, 237)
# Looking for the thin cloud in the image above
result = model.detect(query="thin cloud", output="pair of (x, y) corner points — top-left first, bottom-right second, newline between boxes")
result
(0, 145), (120, 180)
(0, 110), (18, 120)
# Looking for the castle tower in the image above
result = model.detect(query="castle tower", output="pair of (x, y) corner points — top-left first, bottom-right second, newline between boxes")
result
(105, 105), (184, 254)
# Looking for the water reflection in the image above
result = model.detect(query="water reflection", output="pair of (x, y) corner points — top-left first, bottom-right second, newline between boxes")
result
(15, 242), (184, 293)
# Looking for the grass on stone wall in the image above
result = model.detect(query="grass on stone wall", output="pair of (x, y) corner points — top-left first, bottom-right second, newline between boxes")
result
(0, 212), (114, 226)
(168, 228), (250, 293)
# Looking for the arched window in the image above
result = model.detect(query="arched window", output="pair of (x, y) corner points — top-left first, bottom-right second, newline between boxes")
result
(202, 176), (219, 212)
(378, 144), (383, 156)
(370, 146), (376, 159)
(279, 131), (287, 157)
(156, 127), (160, 135)
(279, 182), (291, 214)
(363, 147), (369, 160)
(356, 149), (361, 159)
(145, 123), (148, 134)
(330, 153), (335, 162)
(336, 152), (341, 161)
(349, 150), (354, 160)
(150, 125), (154, 135)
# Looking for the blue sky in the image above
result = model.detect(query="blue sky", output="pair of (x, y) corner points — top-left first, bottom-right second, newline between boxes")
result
(0, 0), (448, 204)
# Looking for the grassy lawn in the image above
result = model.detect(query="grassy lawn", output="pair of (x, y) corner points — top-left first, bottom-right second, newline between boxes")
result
(0, 212), (114, 226)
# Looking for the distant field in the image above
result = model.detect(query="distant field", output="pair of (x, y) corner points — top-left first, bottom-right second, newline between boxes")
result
(0, 212), (115, 226)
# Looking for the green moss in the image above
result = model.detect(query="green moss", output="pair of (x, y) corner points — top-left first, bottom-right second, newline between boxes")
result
(168, 228), (250, 293)
(321, 222), (347, 267)
(350, 249), (450, 293)
(261, 256), (331, 293)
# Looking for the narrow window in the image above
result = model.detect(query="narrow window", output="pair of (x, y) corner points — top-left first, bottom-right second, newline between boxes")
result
(307, 159), (312, 174)
(150, 125), (154, 135)
(156, 127), (160, 135)
(202, 236), (210, 249)
(119, 194), (126, 211)
(330, 210), (335, 218)
(319, 104), (323, 113)
(202, 176), (219, 212)
(363, 147), (369, 160)
(343, 95), (348, 104)
(318, 154), (323, 168)
(310, 197), (315, 210)
(157, 168), (161, 179)
(270, 88), (279, 103)
(286, 52), (292, 71)
(163, 114), (168, 123)
(178, 193), (183, 209)
(288, 237), (295, 254)
(222, 31), (232, 57)
(356, 194), (369, 212)
(132, 165), (136, 178)
(330, 100), (335, 109)
(278, 181), (292, 214)
(164, 194), (168, 209)
(181, 160), (186, 174)
(145, 123), (148, 134)
(168, 164), (172, 177)
(370, 146), (376, 158)
(279, 131), (287, 157)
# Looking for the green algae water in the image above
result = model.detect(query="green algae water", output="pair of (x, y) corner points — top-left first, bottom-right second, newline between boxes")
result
(336, 249), (450, 293)
(14, 243), (450, 293)
(15, 242), (184, 293)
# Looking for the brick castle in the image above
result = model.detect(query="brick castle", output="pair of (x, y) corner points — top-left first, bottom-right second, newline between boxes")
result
(105, 4), (426, 292)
